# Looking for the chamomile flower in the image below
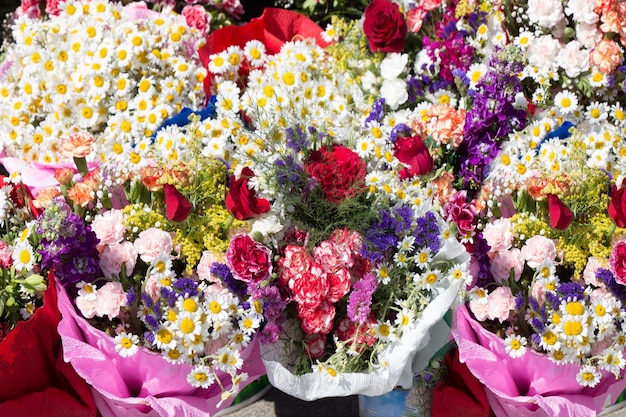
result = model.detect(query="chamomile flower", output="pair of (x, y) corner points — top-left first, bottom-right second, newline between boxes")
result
(466, 63), (488, 89)
(205, 293), (230, 322)
(76, 281), (98, 300)
(504, 334), (527, 358)
(586, 101), (609, 124)
(553, 90), (579, 114)
(394, 308), (416, 330)
(114, 332), (140, 358)
(244, 40), (267, 67)
(187, 365), (216, 389)
(599, 347), (626, 375)
(215, 346), (243, 374)
(514, 31), (534, 49)
(19, 301), (36, 320)
(151, 252), (173, 280)
(576, 365), (601, 387)
(12, 241), (35, 272)
(239, 313), (261, 335)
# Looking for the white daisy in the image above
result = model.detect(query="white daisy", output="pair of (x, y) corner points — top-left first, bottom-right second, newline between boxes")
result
(553, 90), (579, 114)
(114, 332), (140, 357)
(12, 240), (35, 272)
(504, 334), (527, 358)
(187, 365), (216, 389)
(576, 365), (601, 387)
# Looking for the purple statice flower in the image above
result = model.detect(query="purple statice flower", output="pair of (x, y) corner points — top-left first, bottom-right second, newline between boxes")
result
(144, 331), (156, 345)
(597, 268), (626, 304)
(143, 314), (159, 332)
(545, 291), (561, 311)
(347, 272), (378, 324)
(160, 286), (178, 307)
(472, 233), (495, 288)
(530, 317), (545, 334)
(210, 262), (247, 298)
(173, 277), (200, 298)
(285, 126), (310, 153)
(364, 98), (386, 127)
(514, 292), (525, 310)
(531, 333), (542, 347)
(389, 124), (412, 144)
(413, 211), (441, 254)
(407, 76), (423, 103)
(126, 287), (137, 305)
(275, 155), (305, 190)
(556, 282), (585, 301)
(362, 209), (402, 262)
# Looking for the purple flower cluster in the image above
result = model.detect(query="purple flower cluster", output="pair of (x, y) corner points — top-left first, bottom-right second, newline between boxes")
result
(422, 11), (476, 84)
(211, 262), (247, 298)
(457, 48), (528, 189)
(471, 233), (494, 288)
(597, 268), (626, 304)
(364, 98), (385, 127)
(347, 272), (377, 324)
(249, 285), (285, 344)
(36, 198), (101, 292)
(285, 126), (310, 153)
(413, 211), (441, 254)
(362, 205), (413, 262)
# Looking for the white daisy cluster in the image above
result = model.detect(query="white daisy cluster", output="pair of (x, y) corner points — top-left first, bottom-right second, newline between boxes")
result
(0, 0), (207, 166)
(137, 277), (261, 392)
(489, 116), (626, 188)
(206, 39), (354, 160)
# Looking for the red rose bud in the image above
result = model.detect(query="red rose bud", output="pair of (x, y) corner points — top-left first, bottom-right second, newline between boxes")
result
(393, 135), (434, 180)
(547, 194), (573, 230)
(225, 167), (271, 220)
(363, 0), (407, 53)
(164, 184), (193, 222)
(609, 185), (626, 228)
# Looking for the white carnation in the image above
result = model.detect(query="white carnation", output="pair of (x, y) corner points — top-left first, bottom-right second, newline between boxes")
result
(565, 0), (599, 24)
(380, 53), (409, 80)
(527, 0), (564, 28)
(526, 35), (562, 71)
(556, 40), (590, 78)
(380, 78), (408, 110)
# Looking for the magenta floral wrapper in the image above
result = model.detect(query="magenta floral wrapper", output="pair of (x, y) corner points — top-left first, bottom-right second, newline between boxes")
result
(453, 304), (626, 417)
(56, 281), (266, 417)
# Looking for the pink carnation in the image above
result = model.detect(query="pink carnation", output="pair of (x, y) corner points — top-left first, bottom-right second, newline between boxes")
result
(490, 249), (524, 284)
(298, 300), (335, 335)
(182, 5), (210, 34)
(486, 287), (516, 322)
(0, 241), (13, 269)
(591, 39), (623, 74)
(76, 293), (98, 319)
(521, 235), (557, 269)
(483, 218), (514, 254)
(91, 209), (126, 247)
(197, 250), (220, 284)
(95, 282), (127, 319)
(292, 263), (328, 308)
(133, 228), (173, 263)
(100, 242), (137, 279)
(278, 245), (312, 288)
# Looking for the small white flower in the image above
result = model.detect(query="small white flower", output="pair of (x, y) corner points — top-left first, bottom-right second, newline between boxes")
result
(187, 365), (216, 389)
(379, 53), (408, 80)
(554, 90), (579, 114)
(12, 241), (35, 272)
(576, 365), (601, 387)
(114, 332), (140, 358)
(504, 334), (527, 358)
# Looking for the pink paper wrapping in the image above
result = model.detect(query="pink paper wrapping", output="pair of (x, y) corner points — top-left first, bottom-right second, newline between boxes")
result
(56, 280), (266, 417)
(453, 304), (626, 417)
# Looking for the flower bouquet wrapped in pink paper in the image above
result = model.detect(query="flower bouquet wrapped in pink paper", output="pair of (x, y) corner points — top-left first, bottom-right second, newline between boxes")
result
(12, 104), (268, 415)
(450, 119), (626, 416)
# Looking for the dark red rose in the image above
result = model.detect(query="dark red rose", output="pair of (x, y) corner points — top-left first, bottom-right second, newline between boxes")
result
(225, 167), (271, 220)
(163, 184), (193, 222)
(363, 0), (408, 53)
(304, 145), (366, 203)
(393, 135), (434, 180)
(609, 185), (626, 228)
(547, 194), (573, 230)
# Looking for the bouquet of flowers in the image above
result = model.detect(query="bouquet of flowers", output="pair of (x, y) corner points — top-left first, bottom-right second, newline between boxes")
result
(198, 26), (472, 399)
(0, 173), (97, 416)
(0, 103), (265, 416)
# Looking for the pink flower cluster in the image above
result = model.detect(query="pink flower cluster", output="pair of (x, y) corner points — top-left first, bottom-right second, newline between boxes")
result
(277, 229), (365, 342)
(75, 281), (127, 319)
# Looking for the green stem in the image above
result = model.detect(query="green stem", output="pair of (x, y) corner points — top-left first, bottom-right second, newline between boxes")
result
(73, 156), (89, 177)
(222, 215), (235, 240)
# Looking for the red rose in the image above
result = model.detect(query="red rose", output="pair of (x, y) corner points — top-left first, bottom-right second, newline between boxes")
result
(609, 185), (626, 228)
(298, 300), (335, 335)
(163, 184), (193, 222)
(363, 0), (408, 53)
(226, 167), (271, 220)
(304, 145), (366, 203)
(226, 234), (273, 283)
(393, 135), (434, 180)
(610, 241), (626, 285)
(547, 194), (573, 230)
